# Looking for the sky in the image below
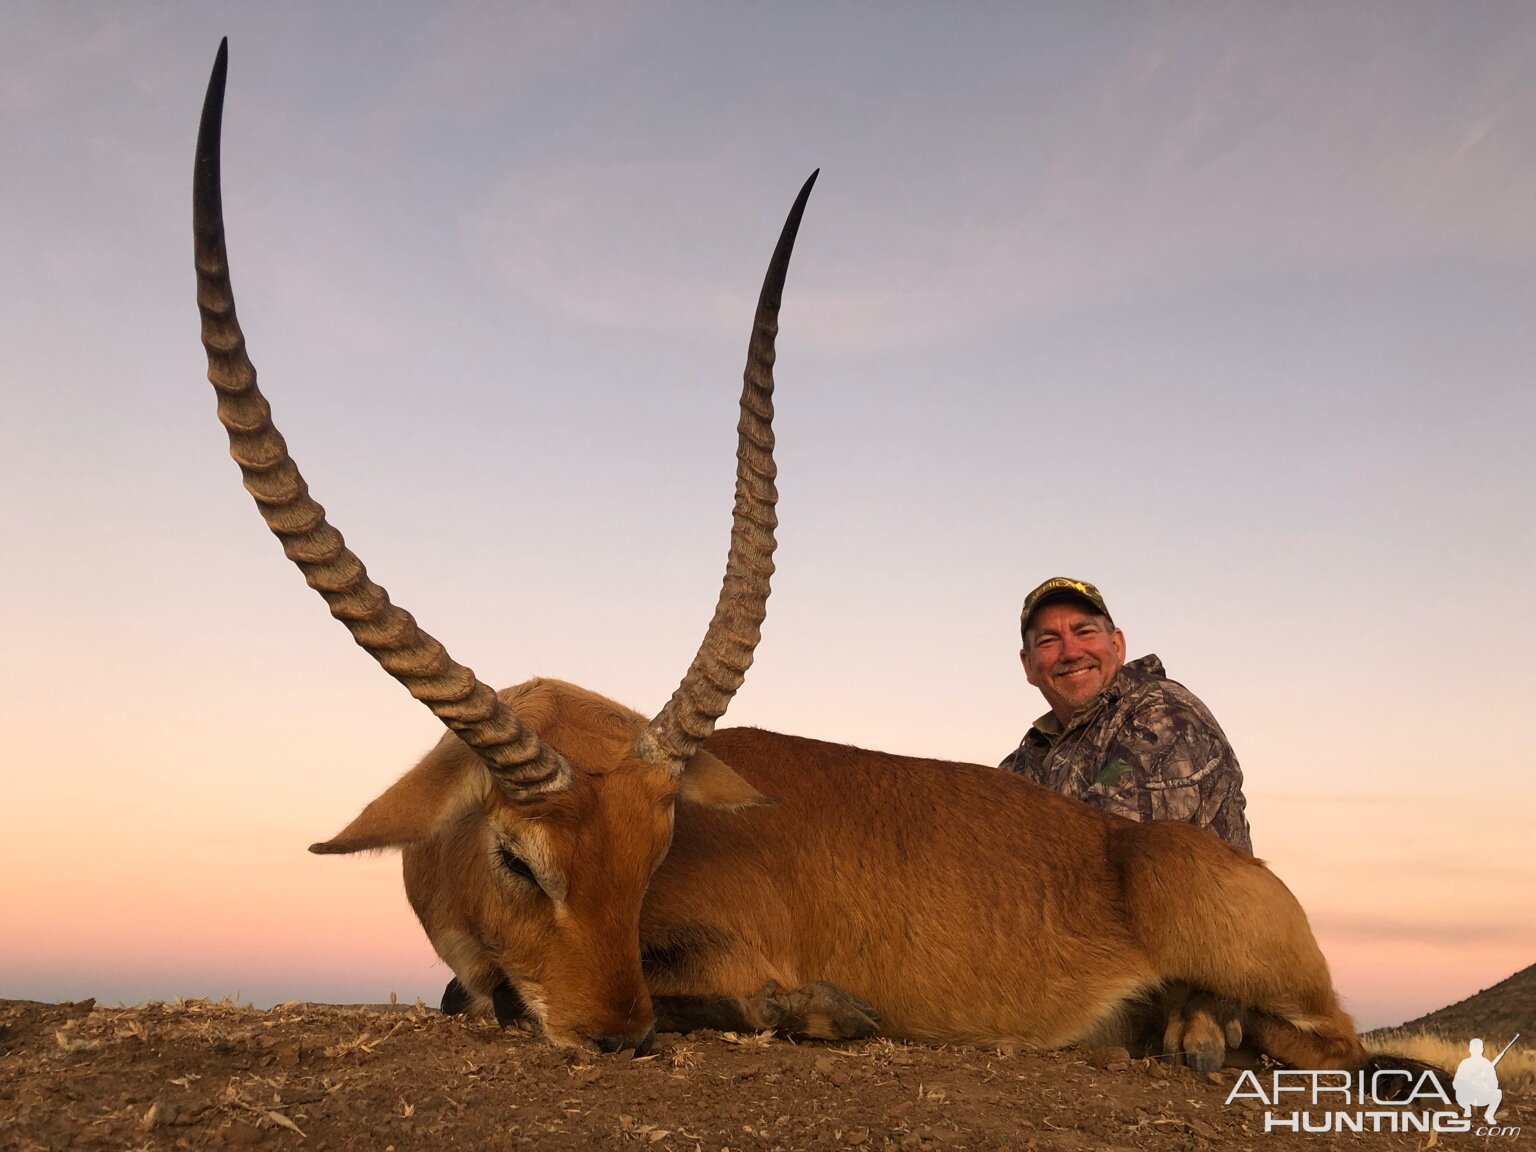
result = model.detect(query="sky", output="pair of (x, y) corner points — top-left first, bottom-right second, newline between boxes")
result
(1, 3), (1532, 1033)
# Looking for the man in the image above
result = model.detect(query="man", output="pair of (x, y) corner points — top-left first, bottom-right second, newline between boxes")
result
(1001, 577), (1252, 853)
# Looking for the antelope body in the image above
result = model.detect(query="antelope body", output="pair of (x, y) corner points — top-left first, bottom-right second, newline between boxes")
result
(378, 686), (1365, 1067)
(193, 41), (1368, 1071)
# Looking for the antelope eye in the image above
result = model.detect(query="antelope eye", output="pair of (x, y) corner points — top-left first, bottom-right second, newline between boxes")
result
(496, 845), (540, 888)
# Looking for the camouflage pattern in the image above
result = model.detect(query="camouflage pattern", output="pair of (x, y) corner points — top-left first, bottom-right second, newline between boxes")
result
(1000, 655), (1253, 853)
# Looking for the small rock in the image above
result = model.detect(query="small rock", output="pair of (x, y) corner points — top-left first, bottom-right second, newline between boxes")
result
(830, 1069), (849, 1087)
(172, 1104), (213, 1127)
(1086, 1046), (1131, 1072)
(140, 1101), (177, 1130)
(845, 1128), (869, 1146)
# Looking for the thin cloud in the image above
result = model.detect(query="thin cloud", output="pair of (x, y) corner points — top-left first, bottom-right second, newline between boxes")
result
(461, 9), (1534, 356)
(1311, 912), (1532, 948)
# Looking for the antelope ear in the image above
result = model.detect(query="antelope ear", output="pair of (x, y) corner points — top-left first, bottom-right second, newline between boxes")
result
(677, 749), (776, 811)
(309, 739), (493, 855)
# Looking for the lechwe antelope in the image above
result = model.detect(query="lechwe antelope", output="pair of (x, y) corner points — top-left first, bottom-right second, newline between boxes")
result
(194, 41), (1374, 1072)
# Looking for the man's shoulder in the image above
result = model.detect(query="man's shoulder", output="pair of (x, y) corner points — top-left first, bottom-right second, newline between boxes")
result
(1111, 656), (1229, 740)
(1116, 654), (1208, 709)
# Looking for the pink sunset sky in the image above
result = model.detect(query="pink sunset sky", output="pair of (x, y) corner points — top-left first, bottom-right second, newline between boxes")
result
(2, 4), (1532, 1033)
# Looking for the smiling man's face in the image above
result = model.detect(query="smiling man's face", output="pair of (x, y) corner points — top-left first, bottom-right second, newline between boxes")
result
(1021, 599), (1127, 723)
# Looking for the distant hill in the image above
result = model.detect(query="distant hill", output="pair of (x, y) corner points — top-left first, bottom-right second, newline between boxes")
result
(1379, 962), (1534, 1043)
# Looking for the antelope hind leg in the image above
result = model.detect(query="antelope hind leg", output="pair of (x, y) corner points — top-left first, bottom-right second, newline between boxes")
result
(654, 980), (880, 1041)
(1113, 821), (1367, 1070)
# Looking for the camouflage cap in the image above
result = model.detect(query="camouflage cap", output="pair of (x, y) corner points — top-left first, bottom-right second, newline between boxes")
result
(1020, 577), (1112, 637)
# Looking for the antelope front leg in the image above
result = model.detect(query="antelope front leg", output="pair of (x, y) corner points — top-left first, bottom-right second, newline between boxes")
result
(753, 980), (882, 1040)
(440, 976), (531, 1029)
(654, 980), (881, 1041)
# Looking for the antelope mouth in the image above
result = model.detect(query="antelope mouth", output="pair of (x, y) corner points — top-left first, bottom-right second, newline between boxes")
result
(493, 974), (651, 1055)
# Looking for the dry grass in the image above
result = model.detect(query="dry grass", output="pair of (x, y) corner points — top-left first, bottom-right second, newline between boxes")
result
(1366, 1028), (1534, 1095)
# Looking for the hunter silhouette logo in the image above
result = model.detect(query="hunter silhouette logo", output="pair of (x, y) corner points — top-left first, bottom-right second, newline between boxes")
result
(1454, 1034), (1518, 1124)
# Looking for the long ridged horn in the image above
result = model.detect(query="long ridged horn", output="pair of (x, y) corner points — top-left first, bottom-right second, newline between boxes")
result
(193, 40), (568, 795)
(636, 171), (818, 773)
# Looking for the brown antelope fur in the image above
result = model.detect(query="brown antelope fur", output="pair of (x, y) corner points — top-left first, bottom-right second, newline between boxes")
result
(194, 40), (1371, 1071)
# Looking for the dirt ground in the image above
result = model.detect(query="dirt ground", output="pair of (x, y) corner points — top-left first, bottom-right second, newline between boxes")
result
(2, 998), (1528, 1151)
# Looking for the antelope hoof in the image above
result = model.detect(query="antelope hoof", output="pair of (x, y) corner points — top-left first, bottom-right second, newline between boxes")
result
(441, 978), (472, 1016)
(1159, 985), (1244, 1073)
(1178, 1012), (1226, 1075)
(492, 979), (530, 1028)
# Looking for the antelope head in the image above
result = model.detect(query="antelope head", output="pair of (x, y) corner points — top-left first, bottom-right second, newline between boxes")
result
(193, 40), (815, 1052)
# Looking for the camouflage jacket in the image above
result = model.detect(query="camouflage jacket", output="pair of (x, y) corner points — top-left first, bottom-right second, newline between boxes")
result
(999, 655), (1253, 853)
